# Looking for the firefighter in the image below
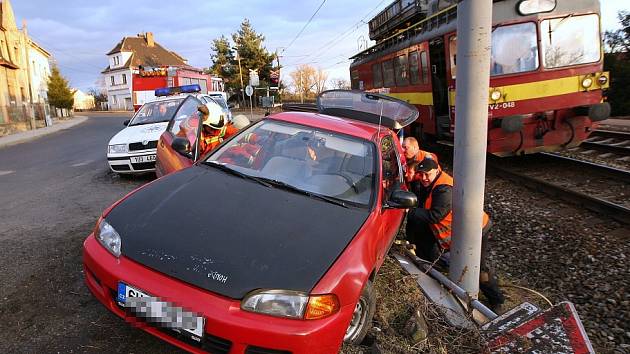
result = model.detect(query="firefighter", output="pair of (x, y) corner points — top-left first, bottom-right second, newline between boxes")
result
(406, 158), (505, 310)
(197, 104), (239, 157)
(402, 137), (439, 166)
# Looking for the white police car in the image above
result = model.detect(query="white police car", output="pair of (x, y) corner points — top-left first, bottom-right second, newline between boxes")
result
(107, 84), (231, 174)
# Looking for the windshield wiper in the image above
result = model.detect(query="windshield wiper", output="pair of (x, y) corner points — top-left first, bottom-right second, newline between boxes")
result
(257, 177), (349, 208)
(202, 161), (272, 187)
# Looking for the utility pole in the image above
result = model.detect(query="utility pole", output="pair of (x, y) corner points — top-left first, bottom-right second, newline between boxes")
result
(299, 71), (303, 104)
(449, 0), (493, 301)
(234, 47), (245, 107)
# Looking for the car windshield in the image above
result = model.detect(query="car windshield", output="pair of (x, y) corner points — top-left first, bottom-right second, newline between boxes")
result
(208, 95), (229, 110)
(206, 120), (376, 207)
(130, 98), (184, 126)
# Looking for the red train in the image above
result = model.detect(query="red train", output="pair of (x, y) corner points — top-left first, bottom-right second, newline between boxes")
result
(350, 0), (610, 155)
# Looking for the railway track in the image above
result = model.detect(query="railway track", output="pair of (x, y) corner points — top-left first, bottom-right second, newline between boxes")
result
(576, 129), (630, 158)
(488, 153), (630, 225)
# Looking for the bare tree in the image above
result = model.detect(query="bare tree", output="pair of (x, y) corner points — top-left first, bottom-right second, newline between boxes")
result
(330, 78), (350, 90)
(289, 64), (316, 102)
(313, 68), (328, 95)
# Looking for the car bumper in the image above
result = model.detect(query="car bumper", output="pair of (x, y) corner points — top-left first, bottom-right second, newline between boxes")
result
(83, 234), (351, 354)
(107, 150), (157, 174)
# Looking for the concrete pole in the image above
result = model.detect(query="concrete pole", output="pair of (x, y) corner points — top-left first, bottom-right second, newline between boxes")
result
(448, 0), (493, 299)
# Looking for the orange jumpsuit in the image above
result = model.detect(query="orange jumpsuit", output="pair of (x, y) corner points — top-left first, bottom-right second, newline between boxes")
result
(199, 123), (239, 157)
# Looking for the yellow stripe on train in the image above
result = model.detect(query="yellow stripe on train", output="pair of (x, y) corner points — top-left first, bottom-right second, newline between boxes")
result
(384, 72), (608, 106)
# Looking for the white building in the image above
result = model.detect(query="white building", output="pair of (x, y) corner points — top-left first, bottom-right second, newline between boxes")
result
(28, 41), (51, 104)
(72, 89), (95, 110)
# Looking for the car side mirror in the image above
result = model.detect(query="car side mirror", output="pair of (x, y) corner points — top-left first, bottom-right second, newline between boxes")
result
(123, 119), (130, 126)
(171, 137), (193, 159)
(386, 190), (418, 209)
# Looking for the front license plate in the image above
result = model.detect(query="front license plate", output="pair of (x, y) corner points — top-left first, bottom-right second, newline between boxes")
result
(130, 155), (156, 163)
(117, 283), (205, 339)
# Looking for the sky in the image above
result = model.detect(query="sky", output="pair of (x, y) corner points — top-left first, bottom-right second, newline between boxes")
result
(10, 0), (628, 93)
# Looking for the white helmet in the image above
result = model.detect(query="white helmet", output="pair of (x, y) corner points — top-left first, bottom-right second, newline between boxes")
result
(198, 102), (226, 129)
(232, 114), (250, 129)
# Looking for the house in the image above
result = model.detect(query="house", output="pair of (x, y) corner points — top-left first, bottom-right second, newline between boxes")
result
(72, 89), (95, 111)
(102, 32), (222, 111)
(0, 0), (51, 124)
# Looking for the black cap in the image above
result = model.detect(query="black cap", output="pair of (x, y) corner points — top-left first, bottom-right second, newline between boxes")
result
(415, 158), (438, 172)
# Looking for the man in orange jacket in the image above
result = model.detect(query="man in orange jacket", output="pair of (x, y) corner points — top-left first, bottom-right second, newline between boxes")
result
(406, 158), (505, 310)
(402, 137), (439, 166)
(197, 104), (239, 157)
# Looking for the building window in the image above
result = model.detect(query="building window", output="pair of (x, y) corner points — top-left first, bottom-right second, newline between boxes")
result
(14, 47), (19, 62)
(122, 74), (127, 84)
(113, 56), (120, 66)
(110, 76), (115, 86)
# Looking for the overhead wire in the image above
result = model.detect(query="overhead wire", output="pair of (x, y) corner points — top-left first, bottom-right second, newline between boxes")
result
(283, 0), (328, 52)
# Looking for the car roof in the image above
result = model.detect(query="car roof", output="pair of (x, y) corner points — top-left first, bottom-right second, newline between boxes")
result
(268, 111), (389, 141)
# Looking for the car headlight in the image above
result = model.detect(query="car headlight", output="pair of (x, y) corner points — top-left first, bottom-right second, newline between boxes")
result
(95, 219), (121, 257)
(241, 290), (339, 320)
(108, 144), (128, 154)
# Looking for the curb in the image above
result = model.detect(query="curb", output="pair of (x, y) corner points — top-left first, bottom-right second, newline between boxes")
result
(0, 115), (89, 149)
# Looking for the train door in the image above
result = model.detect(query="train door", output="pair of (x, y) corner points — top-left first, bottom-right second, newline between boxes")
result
(429, 38), (450, 139)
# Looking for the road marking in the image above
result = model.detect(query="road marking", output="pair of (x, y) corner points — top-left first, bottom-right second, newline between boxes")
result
(71, 160), (94, 167)
(0, 170), (15, 176)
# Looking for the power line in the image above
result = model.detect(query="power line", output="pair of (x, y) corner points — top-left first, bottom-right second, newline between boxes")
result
(283, 0), (328, 52)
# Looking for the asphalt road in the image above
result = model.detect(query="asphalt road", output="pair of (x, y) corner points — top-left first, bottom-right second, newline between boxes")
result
(0, 113), (183, 353)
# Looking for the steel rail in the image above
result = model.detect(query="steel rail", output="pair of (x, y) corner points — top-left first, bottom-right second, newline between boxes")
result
(591, 129), (630, 140)
(539, 152), (630, 184)
(581, 130), (630, 156)
(488, 163), (630, 225)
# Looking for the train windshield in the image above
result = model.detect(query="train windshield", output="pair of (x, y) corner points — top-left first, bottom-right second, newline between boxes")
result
(541, 14), (601, 69)
(491, 22), (539, 75)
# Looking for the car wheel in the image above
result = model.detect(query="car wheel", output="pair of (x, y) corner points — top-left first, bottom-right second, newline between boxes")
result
(343, 280), (376, 345)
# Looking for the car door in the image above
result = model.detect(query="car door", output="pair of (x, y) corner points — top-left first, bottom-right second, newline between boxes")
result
(377, 133), (406, 265)
(155, 96), (203, 176)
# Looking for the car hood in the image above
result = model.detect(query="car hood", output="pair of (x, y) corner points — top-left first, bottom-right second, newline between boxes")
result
(108, 122), (169, 145)
(105, 165), (370, 299)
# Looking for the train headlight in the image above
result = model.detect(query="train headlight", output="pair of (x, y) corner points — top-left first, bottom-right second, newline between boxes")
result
(597, 75), (608, 86)
(581, 77), (593, 89)
(517, 0), (556, 15)
(490, 90), (502, 101)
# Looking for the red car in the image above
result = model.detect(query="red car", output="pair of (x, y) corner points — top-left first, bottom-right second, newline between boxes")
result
(83, 90), (419, 353)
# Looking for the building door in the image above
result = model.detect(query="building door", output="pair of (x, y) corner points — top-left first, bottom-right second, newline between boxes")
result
(124, 97), (132, 111)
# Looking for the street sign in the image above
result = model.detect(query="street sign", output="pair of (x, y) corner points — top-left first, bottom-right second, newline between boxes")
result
(245, 85), (254, 97)
(249, 69), (259, 86)
(483, 302), (594, 354)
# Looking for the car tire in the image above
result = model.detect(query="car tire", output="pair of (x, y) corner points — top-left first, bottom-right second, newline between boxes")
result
(343, 280), (376, 345)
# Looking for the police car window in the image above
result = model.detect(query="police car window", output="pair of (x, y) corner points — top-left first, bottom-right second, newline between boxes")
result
(168, 97), (202, 148)
(130, 98), (183, 126)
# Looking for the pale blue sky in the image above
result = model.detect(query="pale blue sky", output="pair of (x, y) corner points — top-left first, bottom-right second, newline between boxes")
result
(11, 0), (628, 92)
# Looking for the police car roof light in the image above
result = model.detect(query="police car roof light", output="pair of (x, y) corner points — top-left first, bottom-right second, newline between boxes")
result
(155, 84), (201, 97)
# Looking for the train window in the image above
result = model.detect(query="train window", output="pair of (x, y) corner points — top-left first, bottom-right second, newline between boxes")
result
(491, 22), (538, 75)
(449, 36), (457, 79)
(372, 63), (383, 88)
(409, 51), (420, 85)
(541, 14), (600, 69)
(351, 69), (360, 90)
(383, 60), (395, 87)
(394, 54), (409, 86)
(420, 51), (429, 84)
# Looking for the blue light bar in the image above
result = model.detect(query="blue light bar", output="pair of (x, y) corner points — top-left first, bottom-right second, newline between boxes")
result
(154, 84), (201, 97)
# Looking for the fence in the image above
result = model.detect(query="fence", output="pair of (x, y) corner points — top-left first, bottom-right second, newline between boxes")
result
(0, 103), (73, 136)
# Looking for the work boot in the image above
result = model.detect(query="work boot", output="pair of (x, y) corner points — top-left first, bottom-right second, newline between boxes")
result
(479, 271), (505, 313)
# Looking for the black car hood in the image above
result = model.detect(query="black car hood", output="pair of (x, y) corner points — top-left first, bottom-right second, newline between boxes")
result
(106, 166), (370, 299)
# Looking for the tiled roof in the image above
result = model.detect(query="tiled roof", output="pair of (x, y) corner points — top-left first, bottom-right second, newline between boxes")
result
(105, 34), (188, 69)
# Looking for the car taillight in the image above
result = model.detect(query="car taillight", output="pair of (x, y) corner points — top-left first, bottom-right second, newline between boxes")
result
(305, 294), (340, 320)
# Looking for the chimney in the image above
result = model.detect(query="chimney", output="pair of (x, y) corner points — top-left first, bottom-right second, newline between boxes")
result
(146, 32), (154, 47)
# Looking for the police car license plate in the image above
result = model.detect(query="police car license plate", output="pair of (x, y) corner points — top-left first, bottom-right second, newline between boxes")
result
(130, 155), (156, 163)
(117, 283), (205, 339)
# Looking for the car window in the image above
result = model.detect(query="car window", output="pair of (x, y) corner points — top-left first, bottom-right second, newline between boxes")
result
(167, 97), (202, 151)
(207, 120), (376, 207)
(380, 135), (402, 199)
(129, 98), (183, 126)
